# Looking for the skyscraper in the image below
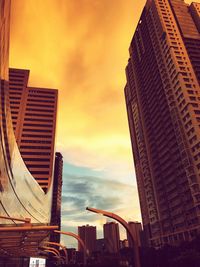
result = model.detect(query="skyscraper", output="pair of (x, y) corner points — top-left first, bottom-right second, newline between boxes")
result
(50, 152), (63, 243)
(125, 0), (200, 247)
(103, 222), (120, 253)
(9, 68), (58, 192)
(78, 225), (97, 255)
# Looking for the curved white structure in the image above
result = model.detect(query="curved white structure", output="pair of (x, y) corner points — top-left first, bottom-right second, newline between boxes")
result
(0, 0), (52, 224)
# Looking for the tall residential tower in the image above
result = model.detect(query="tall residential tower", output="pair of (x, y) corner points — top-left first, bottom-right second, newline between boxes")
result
(125, 0), (200, 247)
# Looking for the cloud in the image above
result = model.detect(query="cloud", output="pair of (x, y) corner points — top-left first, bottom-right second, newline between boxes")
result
(61, 174), (124, 217)
(60, 172), (141, 248)
(10, 0), (145, 248)
(61, 172), (140, 240)
(10, 0), (143, 180)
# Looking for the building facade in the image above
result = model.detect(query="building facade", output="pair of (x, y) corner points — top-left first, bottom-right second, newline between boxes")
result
(9, 68), (58, 192)
(125, 0), (200, 247)
(103, 222), (120, 253)
(78, 225), (97, 255)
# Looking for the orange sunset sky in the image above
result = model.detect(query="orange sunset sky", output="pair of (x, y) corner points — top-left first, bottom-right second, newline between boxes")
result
(10, 0), (193, 246)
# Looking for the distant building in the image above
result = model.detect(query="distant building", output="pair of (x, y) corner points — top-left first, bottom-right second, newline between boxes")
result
(125, 0), (200, 247)
(67, 248), (77, 264)
(9, 68), (58, 192)
(127, 222), (142, 248)
(103, 222), (120, 253)
(78, 225), (97, 255)
(50, 152), (63, 243)
(121, 239), (129, 249)
(96, 238), (106, 253)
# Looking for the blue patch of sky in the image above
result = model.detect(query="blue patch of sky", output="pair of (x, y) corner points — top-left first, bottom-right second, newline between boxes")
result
(63, 162), (106, 178)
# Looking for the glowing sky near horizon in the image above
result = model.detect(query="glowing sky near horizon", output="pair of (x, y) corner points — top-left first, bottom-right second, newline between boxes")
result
(10, 0), (193, 247)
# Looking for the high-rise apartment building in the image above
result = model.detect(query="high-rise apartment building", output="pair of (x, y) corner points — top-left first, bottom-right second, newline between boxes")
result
(125, 0), (200, 247)
(103, 222), (120, 253)
(9, 68), (58, 192)
(78, 225), (97, 255)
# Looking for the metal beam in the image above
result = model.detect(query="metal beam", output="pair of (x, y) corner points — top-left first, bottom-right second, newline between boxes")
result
(0, 225), (58, 231)
(0, 215), (31, 223)
(86, 207), (141, 267)
(41, 248), (63, 264)
(40, 246), (60, 257)
(43, 241), (68, 264)
(54, 230), (87, 265)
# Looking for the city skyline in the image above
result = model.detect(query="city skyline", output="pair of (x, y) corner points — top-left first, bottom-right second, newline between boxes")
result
(9, 0), (194, 247)
(1, 0), (199, 265)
